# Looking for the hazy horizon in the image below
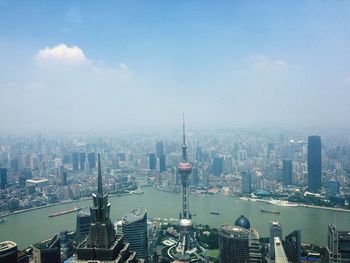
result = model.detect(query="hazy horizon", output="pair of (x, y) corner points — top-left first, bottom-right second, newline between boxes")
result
(1, 1), (349, 132)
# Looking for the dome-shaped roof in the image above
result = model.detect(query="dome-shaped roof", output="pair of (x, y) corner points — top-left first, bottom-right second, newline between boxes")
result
(234, 215), (251, 229)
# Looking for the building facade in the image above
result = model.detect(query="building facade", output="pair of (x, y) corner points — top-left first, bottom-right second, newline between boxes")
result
(0, 241), (18, 263)
(122, 208), (148, 261)
(308, 135), (321, 192)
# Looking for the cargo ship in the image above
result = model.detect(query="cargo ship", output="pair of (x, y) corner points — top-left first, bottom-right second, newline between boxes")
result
(209, 212), (220, 215)
(260, 209), (280, 215)
(49, 207), (83, 218)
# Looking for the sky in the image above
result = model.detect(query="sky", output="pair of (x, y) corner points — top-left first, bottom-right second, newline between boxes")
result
(0, 1), (349, 132)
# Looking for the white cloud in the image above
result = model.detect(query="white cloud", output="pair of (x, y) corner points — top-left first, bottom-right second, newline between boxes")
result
(118, 62), (129, 71)
(249, 55), (288, 69)
(35, 43), (88, 64)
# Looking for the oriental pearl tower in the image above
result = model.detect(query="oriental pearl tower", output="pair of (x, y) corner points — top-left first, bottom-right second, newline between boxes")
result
(176, 115), (194, 258)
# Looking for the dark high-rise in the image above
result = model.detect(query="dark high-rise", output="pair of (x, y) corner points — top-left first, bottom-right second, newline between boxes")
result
(308, 135), (321, 192)
(241, 171), (251, 194)
(75, 211), (91, 245)
(0, 241), (18, 263)
(148, 153), (156, 170)
(32, 234), (61, 263)
(79, 152), (86, 170)
(156, 141), (164, 157)
(282, 160), (293, 186)
(159, 154), (166, 172)
(0, 168), (7, 189)
(284, 230), (301, 263)
(212, 157), (223, 176)
(122, 209), (148, 261)
(87, 152), (96, 169)
(219, 224), (250, 263)
(72, 152), (79, 171)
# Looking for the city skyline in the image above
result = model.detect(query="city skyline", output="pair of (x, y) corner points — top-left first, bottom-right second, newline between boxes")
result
(0, 1), (350, 132)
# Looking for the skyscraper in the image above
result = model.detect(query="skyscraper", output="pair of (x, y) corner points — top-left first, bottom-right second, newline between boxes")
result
(75, 211), (91, 245)
(219, 224), (250, 263)
(0, 241), (18, 263)
(212, 157), (224, 176)
(72, 152), (79, 171)
(270, 221), (283, 260)
(148, 153), (156, 170)
(32, 234), (60, 263)
(87, 152), (96, 169)
(73, 154), (142, 262)
(156, 141), (164, 157)
(79, 152), (86, 170)
(159, 154), (166, 172)
(326, 224), (350, 263)
(0, 168), (7, 189)
(122, 209), (148, 261)
(282, 160), (293, 186)
(308, 135), (321, 192)
(241, 171), (251, 194)
(284, 230), (301, 263)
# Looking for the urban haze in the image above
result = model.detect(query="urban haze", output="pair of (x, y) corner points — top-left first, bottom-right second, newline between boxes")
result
(0, 1), (350, 263)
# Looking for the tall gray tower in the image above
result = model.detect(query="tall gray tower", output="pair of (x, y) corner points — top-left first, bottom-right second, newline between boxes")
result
(176, 115), (194, 258)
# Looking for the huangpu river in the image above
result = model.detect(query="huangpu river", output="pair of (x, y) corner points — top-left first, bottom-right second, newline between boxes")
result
(1, 187), (350, 249)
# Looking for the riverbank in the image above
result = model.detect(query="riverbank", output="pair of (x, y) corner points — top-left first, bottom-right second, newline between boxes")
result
(0, 191), (143, 219)
(239, 197), (350, 213)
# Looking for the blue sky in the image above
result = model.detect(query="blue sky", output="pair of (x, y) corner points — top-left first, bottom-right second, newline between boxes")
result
(0, 1), (349, 132)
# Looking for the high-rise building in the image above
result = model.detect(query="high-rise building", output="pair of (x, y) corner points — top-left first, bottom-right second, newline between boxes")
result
(122, 209), (148, 261)
(148, 153), (156, 170)
(32, 234), (61, 263)
(0, 168), (7, 190)
(159, 154), (166, 172)
(241, 171), (251, 194)
(284, 230), (301, 263)
(117, 152), (126, 162)
(219, 224), (250, 263)
(156, 141), (164, 157)
(249, 228), (262, 263)
(270, 221), (283, 260)
(75, 211), (91, 245)
(0, 241), (18, 263)
(192, 166), (199, 187)
(282, 160), (293, 186)
(61, 171), (68, 186)
(274, 237), (289, 263)
(79, 152), (86, 170)
(212, 157), (224, 176)
(233, 215), (262, 262)
(308, 135), (321, 192)
(326, 224), (350, 263)
(87, 152), (96, 169)
(73, 154), (142, 263)
(72, 152), (79, 171)
(325, 180), (340, 198)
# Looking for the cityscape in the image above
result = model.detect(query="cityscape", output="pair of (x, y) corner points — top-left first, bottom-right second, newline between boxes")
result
(1, 126), (350, 262)
(1, 1), (350, 263)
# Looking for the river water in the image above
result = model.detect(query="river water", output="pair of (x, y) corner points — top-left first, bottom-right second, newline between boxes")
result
(1, 187), (349, 249)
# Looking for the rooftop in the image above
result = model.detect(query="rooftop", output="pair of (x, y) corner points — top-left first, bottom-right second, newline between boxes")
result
(0, 241), (17, 252)
(122, 208), (147, 224)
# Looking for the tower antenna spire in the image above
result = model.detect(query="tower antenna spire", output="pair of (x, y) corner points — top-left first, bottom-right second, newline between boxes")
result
(97, 153), (103, 196)
(182, 113), (187, 161)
